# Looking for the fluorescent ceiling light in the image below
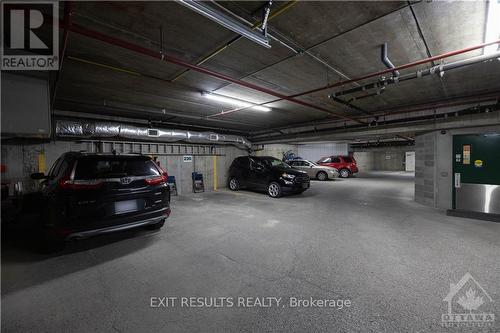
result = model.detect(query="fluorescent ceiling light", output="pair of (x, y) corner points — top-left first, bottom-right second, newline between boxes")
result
(177, 0), (271, 49)
(484, 0), (500, 55)
(202, 92), (271, 112)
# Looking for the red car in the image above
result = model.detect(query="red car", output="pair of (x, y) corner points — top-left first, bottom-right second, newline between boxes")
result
(317, 155), (358, 178)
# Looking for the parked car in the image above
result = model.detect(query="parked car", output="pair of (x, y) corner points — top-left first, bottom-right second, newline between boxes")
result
(288, 159), (339, 180)
(317, 155), (358, 178)
(228, 156), (310, 198)
(30, 152), (171, 251)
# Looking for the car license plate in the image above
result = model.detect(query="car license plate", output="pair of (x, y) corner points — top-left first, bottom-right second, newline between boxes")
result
(115, 200), (138, 214)
(302, 182), (309, 189)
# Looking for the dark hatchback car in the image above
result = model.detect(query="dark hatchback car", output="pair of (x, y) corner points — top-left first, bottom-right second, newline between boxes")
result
(228, 156), (310, 198)
(31, 152), (171, 250)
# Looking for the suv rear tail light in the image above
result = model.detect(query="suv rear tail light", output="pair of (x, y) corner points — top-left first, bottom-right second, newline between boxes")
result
(145, 174), (167, 185)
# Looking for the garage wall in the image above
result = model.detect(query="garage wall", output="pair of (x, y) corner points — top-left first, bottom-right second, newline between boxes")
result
(1, 141), (248, 196)
(297, 143), (349, 161)
(255, 144), (298, 159)
(353, 146), (414, 171)
(373, 151), (406, 171)
(415, 125), (500, 209)
(352, 151), (374, 170)
(255, 143), (349, 163)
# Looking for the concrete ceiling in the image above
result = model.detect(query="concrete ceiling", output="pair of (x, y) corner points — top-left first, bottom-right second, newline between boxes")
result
(55, 1), (500, 137)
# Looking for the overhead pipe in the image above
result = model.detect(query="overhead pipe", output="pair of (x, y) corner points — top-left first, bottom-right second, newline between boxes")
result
(54, 111), (249, 135)
(60, 19), (363, 124)
(250, 92), (500, 137)
(212, 43), (500, 119)
(381, 42), (400, 77)
(208, 2), (415, 95)
(250, 103), (500, 144)
(55, 120), (252, 149)
(203, 39), (500, 118)
(56, 98), (263, 128)
(58, 15), (500, 123)
(289, 39), (500, 99)
(329, 50), (500, 100)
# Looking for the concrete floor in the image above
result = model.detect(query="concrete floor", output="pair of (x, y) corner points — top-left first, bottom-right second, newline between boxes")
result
(2, 171), (499, 332)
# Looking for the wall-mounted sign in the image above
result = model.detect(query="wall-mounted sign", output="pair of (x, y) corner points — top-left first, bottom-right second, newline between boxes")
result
(183, 155), (193, 163)
(455, 154), (461, 163)
(462, 144), (471, 165)
(474, 160), (483, 168)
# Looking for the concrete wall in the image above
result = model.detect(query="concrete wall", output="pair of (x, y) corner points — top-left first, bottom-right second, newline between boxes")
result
(415, 125), (500, 209)
(353, 146), (414, 171)
(353, 151), (374, 170)
(1, 140), (248, 196)
(373, 151), (406, 171)
(297, 143), (348, 161)
(255, 144), (297, 159)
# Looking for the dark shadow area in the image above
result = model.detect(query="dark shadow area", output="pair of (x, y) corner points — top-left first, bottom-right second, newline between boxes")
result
(2, 217), (160, 296)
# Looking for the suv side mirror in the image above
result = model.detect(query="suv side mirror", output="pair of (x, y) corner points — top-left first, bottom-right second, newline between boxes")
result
(31, 172), (47, 180)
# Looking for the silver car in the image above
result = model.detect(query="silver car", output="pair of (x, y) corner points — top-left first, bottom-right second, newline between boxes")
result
(287, 159), (339, 180)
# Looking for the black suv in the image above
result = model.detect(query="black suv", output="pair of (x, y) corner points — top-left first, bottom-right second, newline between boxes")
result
(31, 152), (171, 250)
(228, 156), (310, 198)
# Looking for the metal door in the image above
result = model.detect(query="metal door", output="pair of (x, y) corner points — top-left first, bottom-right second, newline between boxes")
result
(453, 134), (500, 214)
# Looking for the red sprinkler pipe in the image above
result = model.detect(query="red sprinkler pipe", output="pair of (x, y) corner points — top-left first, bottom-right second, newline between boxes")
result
(208, 39), (500, 118)
(289, 39), (500, 98)
(65, 22), (363, 124)
(62, 17), (500, 122)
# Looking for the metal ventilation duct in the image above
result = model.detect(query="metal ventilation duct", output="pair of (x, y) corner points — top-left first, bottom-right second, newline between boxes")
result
(55, 120), (251, 149)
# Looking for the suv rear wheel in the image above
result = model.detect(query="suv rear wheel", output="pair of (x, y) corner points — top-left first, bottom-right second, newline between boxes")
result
(339, 168), (350, 178)
(268, 182), (282, 198)
(229, 177), (240, 191)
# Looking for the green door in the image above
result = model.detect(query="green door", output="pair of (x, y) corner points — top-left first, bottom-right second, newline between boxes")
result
(452, 134), (500, 214)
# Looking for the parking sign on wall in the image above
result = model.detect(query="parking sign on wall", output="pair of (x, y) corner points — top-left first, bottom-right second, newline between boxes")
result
(1, 1), (59, 70)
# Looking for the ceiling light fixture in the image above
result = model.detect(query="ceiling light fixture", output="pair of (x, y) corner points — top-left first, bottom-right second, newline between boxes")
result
(202, 92), (272, 112)
(177, 0), (271, 49)
(484, 0), (500, 55)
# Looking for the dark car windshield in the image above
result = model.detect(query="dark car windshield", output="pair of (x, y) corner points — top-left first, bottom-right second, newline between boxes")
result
(74, 156), (160, 179)
(259, 157), (291, 169)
